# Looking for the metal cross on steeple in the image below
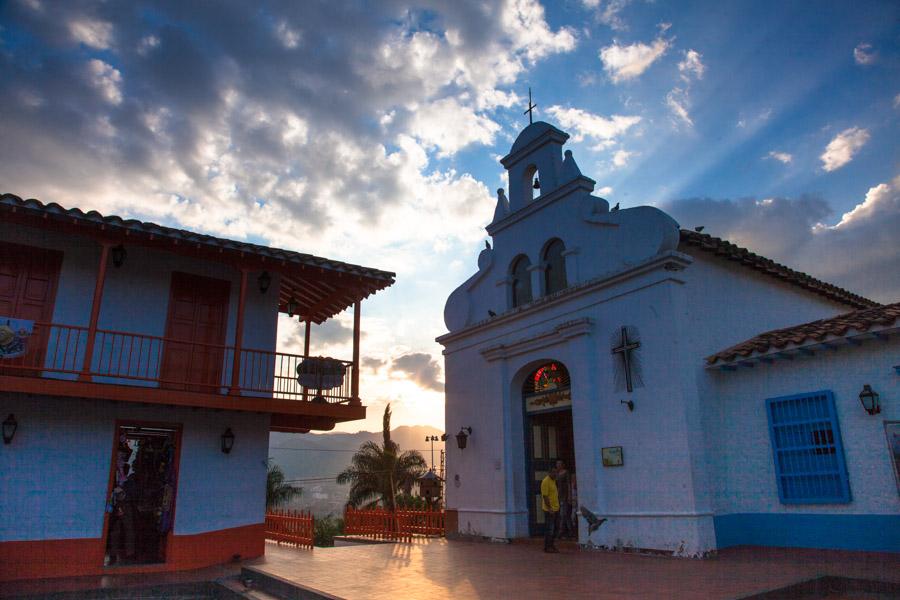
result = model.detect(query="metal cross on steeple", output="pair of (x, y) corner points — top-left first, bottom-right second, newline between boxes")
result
(524, 87), (537, 124)
(611, 326), (641, 393)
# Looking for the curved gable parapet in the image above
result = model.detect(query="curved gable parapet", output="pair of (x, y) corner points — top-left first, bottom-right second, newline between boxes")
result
(444, 246), (495, 332)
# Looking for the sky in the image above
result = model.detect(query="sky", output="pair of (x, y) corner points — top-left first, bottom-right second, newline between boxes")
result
(1, 0), (898, 433)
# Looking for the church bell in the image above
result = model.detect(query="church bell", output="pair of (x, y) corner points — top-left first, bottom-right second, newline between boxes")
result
(533, 177), (541, 189)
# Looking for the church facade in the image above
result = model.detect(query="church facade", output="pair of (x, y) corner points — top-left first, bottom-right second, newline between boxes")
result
(437, 122), (899, 556)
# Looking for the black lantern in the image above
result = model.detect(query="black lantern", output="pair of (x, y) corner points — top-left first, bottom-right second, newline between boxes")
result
(456, 427), (472, 450)
(858, 385), (880, 415)
(2, 414), (17, 445)
(111, 244), (127, 268)
(221, 428), (235, 454)
(258, 271), (272, 294)
(532, 177), (541, 190)
(287, 297), (299, 317)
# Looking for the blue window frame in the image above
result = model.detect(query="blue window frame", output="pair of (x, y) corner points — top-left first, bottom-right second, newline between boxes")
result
(766, 390), (851, 504)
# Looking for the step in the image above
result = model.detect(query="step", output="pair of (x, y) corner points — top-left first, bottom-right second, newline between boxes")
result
(238, 567), (341, 600)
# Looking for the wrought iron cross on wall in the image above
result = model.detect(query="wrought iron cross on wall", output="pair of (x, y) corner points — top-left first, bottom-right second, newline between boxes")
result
(611, 326), (641, 393)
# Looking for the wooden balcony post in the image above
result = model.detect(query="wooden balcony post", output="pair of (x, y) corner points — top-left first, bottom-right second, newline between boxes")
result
(302, 319), (311, 402)
(351, 300), (361, 405)
(79, 242), (112, 381)
(229, 268), (249, 395)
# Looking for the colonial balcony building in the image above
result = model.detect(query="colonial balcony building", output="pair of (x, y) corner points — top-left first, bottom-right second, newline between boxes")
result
(0, 194), (394, 580)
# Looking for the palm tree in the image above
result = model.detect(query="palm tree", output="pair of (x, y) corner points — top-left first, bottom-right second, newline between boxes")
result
(266, 459), (302, 509)
(336, 403), (427, 511)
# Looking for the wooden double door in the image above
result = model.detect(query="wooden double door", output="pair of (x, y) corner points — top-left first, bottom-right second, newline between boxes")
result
(159, 272), (230, 392)
(526, 407), (576, 536)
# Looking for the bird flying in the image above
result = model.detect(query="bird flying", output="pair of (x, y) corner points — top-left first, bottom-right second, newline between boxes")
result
(580, 506), (608, 535)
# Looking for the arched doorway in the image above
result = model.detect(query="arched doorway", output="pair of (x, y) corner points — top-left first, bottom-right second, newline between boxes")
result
(523, 361), (575, 537)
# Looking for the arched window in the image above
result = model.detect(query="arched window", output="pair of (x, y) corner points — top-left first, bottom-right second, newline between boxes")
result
(510, 255), (532, 308)
(543, 239), (567, 295)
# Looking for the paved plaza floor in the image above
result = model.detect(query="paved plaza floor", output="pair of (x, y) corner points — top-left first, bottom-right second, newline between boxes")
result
(246, 539), (900, 599)
(3, 539), (898, 599)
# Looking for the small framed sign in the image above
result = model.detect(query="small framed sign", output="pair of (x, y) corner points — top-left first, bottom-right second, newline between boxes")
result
(602, 446), (623, 467)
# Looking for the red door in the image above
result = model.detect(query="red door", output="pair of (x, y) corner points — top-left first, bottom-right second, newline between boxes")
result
(160, 272), (230, 392)
(0, 241), (63, 372)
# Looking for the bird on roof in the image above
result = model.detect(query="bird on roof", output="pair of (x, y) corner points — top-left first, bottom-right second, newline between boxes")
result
(485, 240), (491, 250)
(580, 506), (608, 535)
(611, 202), (620, 211)
(694, 226), (705, 232)
(488, 310), (497, 317)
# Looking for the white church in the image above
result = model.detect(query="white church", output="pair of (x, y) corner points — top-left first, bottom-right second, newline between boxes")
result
(437, 121), (899, 556)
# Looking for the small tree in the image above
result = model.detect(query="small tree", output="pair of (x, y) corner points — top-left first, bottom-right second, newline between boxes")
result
(266, 459), (302, 510)
(336, 403), (427, 511)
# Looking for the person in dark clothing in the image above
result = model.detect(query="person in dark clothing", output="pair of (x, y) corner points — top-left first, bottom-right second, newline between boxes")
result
(556, 460), (573, 539)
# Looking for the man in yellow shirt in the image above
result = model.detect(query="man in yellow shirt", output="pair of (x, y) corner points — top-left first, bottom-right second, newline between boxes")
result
(541, 466), (560, 553)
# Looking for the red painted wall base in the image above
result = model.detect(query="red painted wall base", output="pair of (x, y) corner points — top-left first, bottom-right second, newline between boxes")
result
(0, 523), (265, 582)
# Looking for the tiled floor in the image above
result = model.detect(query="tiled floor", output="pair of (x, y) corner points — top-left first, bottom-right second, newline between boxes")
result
(246, 539), (900, 600)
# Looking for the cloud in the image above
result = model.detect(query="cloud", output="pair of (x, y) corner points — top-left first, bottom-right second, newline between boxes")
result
(406, 98), (501, 157)
(86, 59), (123, 105)
(612, 149), (633, 168)
(820, 127), (870, 172)
(765, 151), (793, 164)
(678, 49), (705, 82)
(853, 43), (877, 65)
(545, 105), (641, 144)
(69, 19), (113, 49)
(599, 36), (669, 83)
(582, 0), (631, 31)
(661, 179), (900, 303)
(392, 353), (444, 392)
(666, 87), (692, 126)
(894, 93), (900, 109)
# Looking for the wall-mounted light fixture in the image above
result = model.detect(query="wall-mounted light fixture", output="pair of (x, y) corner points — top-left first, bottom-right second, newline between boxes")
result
(258, 271), (272, 294)
(111, 244), (127, 268)
(221, 427), (235, 454)
(456, 427), (472, 450)
(2, 414), (17, 445)
(287, 297), (299, 317)
(858, 384), (880, 415)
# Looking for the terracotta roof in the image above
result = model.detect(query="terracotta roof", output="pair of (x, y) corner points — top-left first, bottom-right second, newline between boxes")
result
(706, 302), (900, 365)
(1, 193), (395, 323)
(679, 229), (877, 310)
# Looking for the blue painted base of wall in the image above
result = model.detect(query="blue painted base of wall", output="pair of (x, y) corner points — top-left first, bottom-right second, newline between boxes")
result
(714, 513), (900, 552)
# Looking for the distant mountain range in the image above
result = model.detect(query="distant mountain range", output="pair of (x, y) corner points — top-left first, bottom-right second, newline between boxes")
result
(269, 425), (445, 517)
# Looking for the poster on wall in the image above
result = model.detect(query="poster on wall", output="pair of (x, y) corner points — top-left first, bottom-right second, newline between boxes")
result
(0, 318), (33, 359)
(886, 422), (900, 495)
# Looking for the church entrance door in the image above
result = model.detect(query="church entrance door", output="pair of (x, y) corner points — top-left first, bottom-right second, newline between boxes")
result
(523, 362), (576, 537)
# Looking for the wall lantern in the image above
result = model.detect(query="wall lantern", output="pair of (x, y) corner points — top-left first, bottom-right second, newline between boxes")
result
(858, 385), (881, 415)
(111, 244), (127, 268)
(287, 297), (299, 317)
(456, 427), (473, 450)
(221, 427), (235, 454)
(2, 414), (17, 445)
(258, 271), (272, 294)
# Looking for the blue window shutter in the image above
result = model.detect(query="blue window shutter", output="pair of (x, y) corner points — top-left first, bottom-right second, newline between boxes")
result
(766, 390), (851, 504)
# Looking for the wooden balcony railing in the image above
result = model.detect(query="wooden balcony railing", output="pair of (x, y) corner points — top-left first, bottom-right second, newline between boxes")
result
(1, 322), (355, 403)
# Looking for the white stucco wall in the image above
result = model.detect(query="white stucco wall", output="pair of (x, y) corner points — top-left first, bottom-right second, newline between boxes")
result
(704, 339), (900, 516)
(0, 393), (269, 541)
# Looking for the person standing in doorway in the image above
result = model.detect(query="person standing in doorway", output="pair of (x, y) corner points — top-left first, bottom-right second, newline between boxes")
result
(541, 466), (560, 553)
(556, 460), (572, 539)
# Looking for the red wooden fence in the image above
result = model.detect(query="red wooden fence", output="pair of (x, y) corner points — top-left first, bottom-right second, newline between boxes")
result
(343, 507), (444, 541)
(265, 509), (314, 549)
